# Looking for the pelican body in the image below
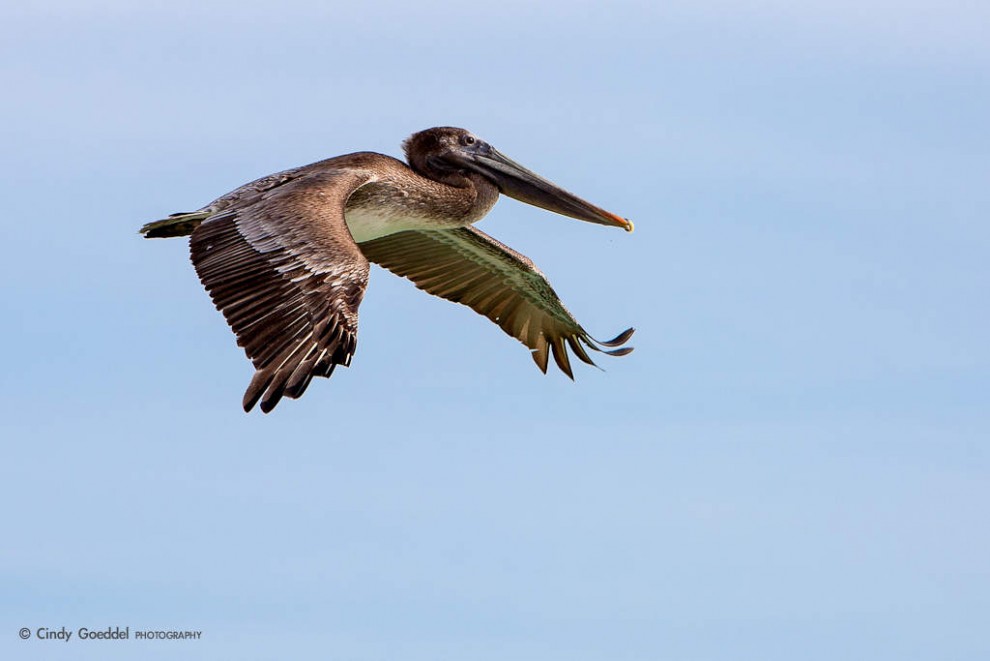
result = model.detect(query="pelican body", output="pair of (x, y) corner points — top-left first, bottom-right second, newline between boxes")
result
(141, 127), (634, 412)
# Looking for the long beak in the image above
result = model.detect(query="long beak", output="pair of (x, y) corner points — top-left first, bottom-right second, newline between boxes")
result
(453, 148), (634, 232)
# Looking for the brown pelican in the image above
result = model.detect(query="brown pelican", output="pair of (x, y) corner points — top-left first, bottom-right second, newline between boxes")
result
(141, 127), (635, 412)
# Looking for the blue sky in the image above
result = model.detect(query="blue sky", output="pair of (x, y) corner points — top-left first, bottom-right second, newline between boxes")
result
(2, 2), (988, 659)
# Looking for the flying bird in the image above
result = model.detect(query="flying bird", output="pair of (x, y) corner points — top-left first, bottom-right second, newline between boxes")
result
(141, 127), (635, 412)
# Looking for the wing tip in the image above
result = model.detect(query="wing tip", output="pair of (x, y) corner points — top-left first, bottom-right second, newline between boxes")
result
(527, 326), (634, 379)
(597, 327), (635, 347)
(587, 327), (635, 356)
(242, 369), (271, 412)
(531, 339), (550, 374)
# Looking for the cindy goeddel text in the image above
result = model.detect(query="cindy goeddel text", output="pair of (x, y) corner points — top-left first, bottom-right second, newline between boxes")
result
(19, 626), (202, 642)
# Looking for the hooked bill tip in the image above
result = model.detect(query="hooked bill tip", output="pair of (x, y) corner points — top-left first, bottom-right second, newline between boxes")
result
(602, 210), (633, 232)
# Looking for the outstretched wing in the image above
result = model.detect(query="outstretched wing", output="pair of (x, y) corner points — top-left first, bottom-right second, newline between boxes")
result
(190, 170), (374, 412)
(358, 226), (633, 377)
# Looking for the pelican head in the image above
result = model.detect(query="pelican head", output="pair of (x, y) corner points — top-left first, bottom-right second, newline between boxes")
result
(403, 127), (634, 232)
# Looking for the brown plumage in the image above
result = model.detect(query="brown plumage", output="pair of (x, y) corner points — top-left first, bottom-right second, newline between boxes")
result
(141, 127), (635, 412)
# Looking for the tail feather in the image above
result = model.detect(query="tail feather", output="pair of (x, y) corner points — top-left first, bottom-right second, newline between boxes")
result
(140, 210), (212, 238)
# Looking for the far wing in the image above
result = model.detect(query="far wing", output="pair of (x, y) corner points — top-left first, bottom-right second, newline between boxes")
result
(358, 226), (633, 377)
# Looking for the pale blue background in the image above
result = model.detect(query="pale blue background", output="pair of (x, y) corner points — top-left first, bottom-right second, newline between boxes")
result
(2, 2), (988, 660)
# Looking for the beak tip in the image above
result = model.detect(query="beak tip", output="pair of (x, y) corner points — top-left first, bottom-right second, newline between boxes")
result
(603, 211), (634, 233)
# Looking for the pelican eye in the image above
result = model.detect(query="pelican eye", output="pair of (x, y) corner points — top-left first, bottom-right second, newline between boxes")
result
(461, 135), (477, 146)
